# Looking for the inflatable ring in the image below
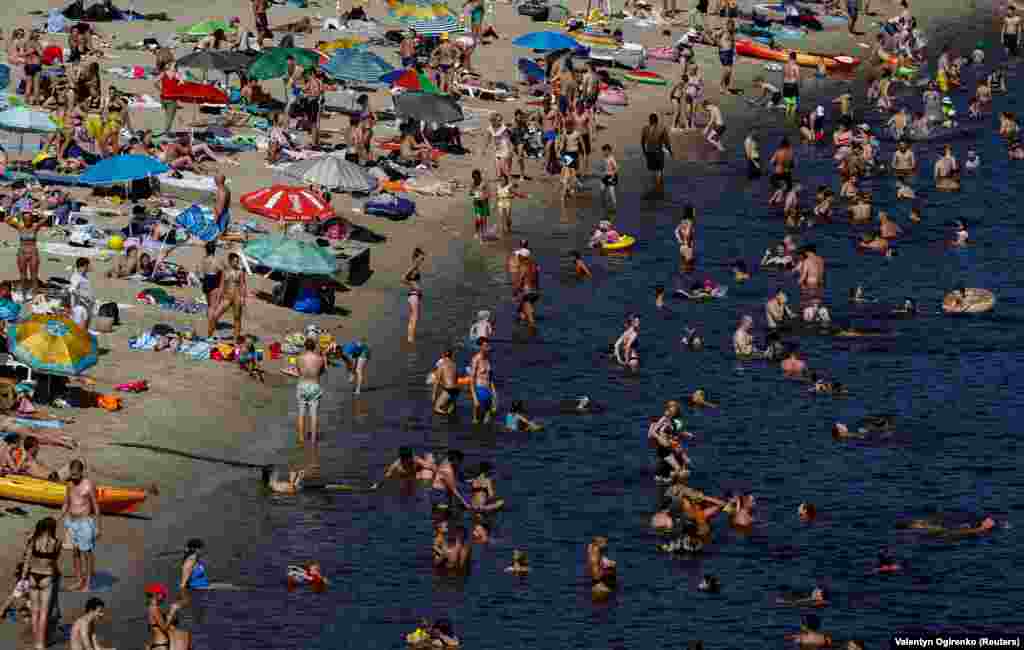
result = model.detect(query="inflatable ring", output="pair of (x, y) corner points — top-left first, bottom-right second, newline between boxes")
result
(601, 235), (636, 251)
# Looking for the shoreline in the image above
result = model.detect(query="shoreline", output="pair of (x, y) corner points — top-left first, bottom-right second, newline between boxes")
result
(0, 0), (1002, 646)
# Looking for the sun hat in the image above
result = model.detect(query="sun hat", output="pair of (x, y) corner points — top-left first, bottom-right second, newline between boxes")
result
(144, 583), (169, 599)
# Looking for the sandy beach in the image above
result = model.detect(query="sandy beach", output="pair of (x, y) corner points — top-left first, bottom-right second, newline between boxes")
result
(0, 0), (1000, 645)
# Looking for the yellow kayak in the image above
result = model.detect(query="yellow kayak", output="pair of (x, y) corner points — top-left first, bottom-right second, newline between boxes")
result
(602, 235), (636, 251)
(0, 474), (147, 514)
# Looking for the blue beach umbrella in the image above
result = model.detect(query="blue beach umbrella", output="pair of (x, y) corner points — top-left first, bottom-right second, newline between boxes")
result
(79, 155), (169, 186)
(512, 31), (580, 51)
(243, 235), (338, 275)
(320, 49), (395, 84)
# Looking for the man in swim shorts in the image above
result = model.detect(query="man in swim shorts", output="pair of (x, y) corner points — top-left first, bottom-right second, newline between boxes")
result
(718, 20), (736, 93)
(296, 338), (325, 444)
(432, 349), (460, 416)
(470, 338), (498, 424)
(782, 52), (800, 117)
(340, 339), (370, 395)
(641, 113), (671, 193)
(60, 460), (100, 592)
(1003, 5), (1021, 56)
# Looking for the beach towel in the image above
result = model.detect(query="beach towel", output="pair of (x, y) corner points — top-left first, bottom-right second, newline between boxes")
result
(39, 242), (115, 260)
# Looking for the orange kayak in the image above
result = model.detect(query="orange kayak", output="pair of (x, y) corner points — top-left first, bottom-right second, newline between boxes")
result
(735, 39), (859, 71)
(0, 474), (147, 514)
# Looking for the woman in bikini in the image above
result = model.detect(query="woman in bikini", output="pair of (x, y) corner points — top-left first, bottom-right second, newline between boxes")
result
(674, 207), (697, 271)
(198, 241), (221, 310)
(206, 253), (246, 340)
(146, 584), (191, 650)
(21, 517), (61, 650)
(403, 248), (425, 344)
(6, 211), (47, 293)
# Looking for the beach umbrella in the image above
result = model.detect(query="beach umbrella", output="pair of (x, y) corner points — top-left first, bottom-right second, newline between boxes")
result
(176, 204), (231, 242)
(79, 155), (169, 186)
(383, 68), (440, 93)
(394, 91), (463, 123)
(243, 235), (337, 275)
(241, 185), (336, 223)
(176, 50), (256, 74)
(409, 15), (462, 35)
(276, 155), (376, 193)
(0, 106), (58, 155)
(160, 78), (229, 105)
(248, 48), (321, 81)
(319, 37), (368, 56)
(387, 0), (456, 23)
(7, 315), (98, 377)
(512, 31), (581, 51)
(178, 19), (238, 38)
(320, 49), (396, 84)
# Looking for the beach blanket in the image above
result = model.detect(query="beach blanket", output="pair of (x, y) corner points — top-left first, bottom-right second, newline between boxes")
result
(40, 242), (115, 260)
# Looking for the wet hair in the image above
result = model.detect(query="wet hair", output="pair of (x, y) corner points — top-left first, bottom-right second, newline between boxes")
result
(205, 241), (217, 256)
(476, 336), (489, 346)
(399, 446), (413, 460)
(185, 538), (205, 560)
(800, 502), (817, 520)
(571, 250), (581, 259)
(602, 144), (612, 153)
(32, 517), (58, 542)
(75, 257), (90, 271)
(732, 259), (747, 272)
(688, 643), (705, 650)
(655, 284), (665, 295)
(446, 450), (464, 465)
(510, 400), (524, 415)
(476, 461), (493, 476)
(85, 597), (105, 613)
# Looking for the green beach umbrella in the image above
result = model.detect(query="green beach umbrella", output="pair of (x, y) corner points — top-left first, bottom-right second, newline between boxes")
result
(248, 48), (322, 81)
(177, 19), (238, 37)
(243, 235), (338, 275)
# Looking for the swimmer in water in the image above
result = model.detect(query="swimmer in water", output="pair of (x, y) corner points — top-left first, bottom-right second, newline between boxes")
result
(697, 575), (720, 593)
(732, 260), (750, 282)
(613, 315), (641, 371)
(505, 549), (531, 575)
(575, 395), (593, 412)
(777, 586), (828, 607)
(655, 284), (666, 309)
(950, 220), (969, 247)
(905, 515), (996, 537)
(689, 389), (718, 408)
(373, 446), (436, 489)
(874, 548), (903, 573)
(784, 613), (832, 647)
(896, 180), (915, 200)
(587, 536), (617, 599)
(681, 328), (704, 350)
(781, 348), (807, 377)
(799, 502), (817, 523)
(571, 250), (592, 279)
(505, 401), (543, 432)
(651, 498), (675, 531)
(831, 422), (868, 440)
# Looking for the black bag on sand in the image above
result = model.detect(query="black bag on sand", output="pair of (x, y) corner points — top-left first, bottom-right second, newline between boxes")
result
(98, 302), (120, 326)
(519, 2), (550, 19)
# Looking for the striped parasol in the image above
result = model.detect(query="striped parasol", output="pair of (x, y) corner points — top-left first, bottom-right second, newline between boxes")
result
(241, 186), (335, 223)
(320, 49), (395, 84)
(409, 15), (462, 35)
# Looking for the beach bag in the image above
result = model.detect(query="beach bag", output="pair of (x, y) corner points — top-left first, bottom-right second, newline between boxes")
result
(365, 196), (415, 220)
(0, 382), (17, 412)
(98, 302), (120, 326)
(96, 395), (122, 412)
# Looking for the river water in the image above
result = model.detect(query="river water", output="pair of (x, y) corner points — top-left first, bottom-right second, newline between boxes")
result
(153, 10), (1024, 649)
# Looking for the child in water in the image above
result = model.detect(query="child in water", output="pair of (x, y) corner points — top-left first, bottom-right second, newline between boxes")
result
(505, 401), (543, 431)
(504, 549), (531, 575)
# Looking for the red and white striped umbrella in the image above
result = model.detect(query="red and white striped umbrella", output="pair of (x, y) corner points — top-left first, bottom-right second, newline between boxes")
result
(240, 185), (335, 223)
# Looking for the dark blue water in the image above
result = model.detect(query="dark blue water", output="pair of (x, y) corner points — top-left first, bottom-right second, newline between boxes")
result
(166, 22), (1024, 650)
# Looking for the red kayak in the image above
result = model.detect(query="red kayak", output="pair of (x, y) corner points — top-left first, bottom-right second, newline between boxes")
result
(161, 78), (229, 105)
(736, 39), (859, 71)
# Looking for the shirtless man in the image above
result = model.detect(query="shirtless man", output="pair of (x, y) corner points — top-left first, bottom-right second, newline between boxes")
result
(783, 183), (802, 226)
(614, 316), (640, 371)
(432, 349), (459, 415)
(934, 144), (960, 191)
(675, 210), (696, 269)
(765, 289), (794, 328)
(470, 338), (498, 424)
(879, 212), (903, 239)
(374, 446), (435, 488)
(768, 138), (794, 205)
(296, 338), (325, 444)
(729, 494), (755, 528)
(781, 349), (807, 376)
(702, 100), (726, 152)
(891, 139), (916, 174)
(733, 315), (757, 356)
(651, 499), (675, 530)
(13, 436), (54, 479)
(60, 460), (100, 592)
(70, 598), (114, 650)
(782, 52), (800, 117)
(641, 113), (671, 194)
(795, 246), (825, 292)
(1003, 5), (1021, 57)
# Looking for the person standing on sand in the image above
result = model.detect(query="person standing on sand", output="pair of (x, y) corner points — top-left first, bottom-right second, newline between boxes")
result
(69, 597), (114, 650)
(782, 52), (800, 118)
(718, 19), (736, 93)
(60, 460), (100, 592)
(847, 0), (860, 34)
(251, 0), (271, 41)
(641, 113), (671, 194)
(296, 337), (326, 444)
(1003, 5), (1021, 56)
(206, 252), (246, 341)
(156, 61), (179, 135)
(21, 516), (61, 650)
